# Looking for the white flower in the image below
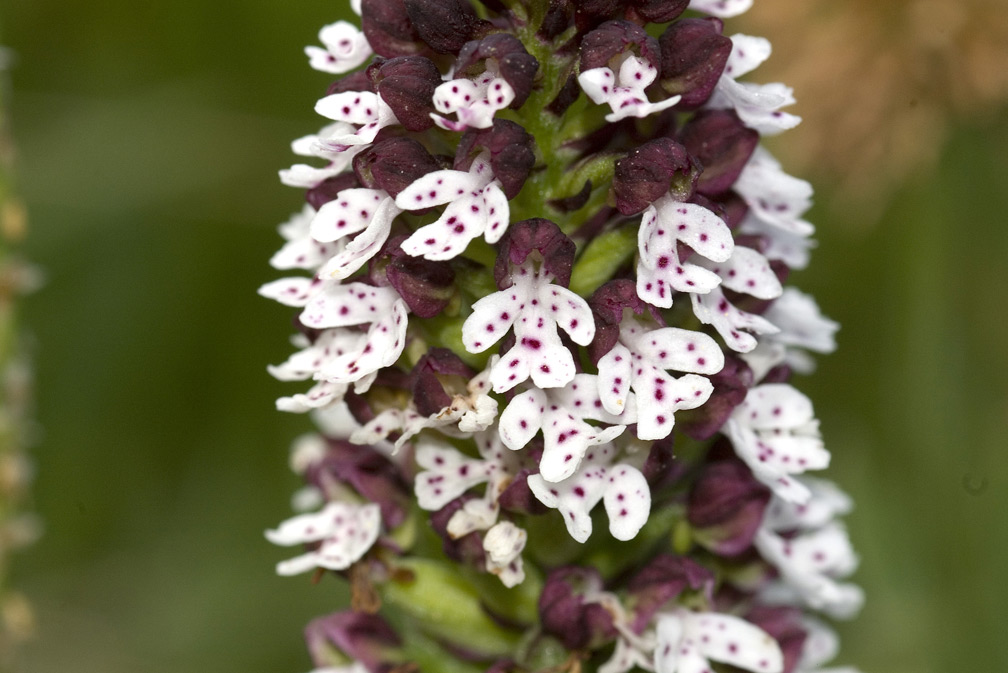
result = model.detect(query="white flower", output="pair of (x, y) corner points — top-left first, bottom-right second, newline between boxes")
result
(482, 520), (527, 587)
(688, 243), (783, 354)
(654, 610), (784, 673)
(793, 617), (864, 673)
(579, 53), (681, 123)
(279, 122), (366, 188)
(690, 286), (780, 353)
(310, 188), (403, 279)
(527, 441), (650, 543)
(314, 90), (400, 149)
(597, 314), (722, 440)
(741, 288), (839, 380)
(305, 21), (372, 75)
(267, 300), (409, 409)
(723, 384), (830, 503)
(462, 260), (595, 393)
(394, 152), (510, 260)
(431, 66), (515, 131)
(412, 433), (528, 585)
(636, 195), (734, 309)
(268, 205), (345, 271)
(707, 34), (801, 135)
(413, 432), (521, 514)
(265, 501), (381, 575)
(499, 373), (630, 483)
(688, 0), (753, 18)
(735, 147), (815, 240)
(351, 356), (499, 449)
(755, 478), (864, 619)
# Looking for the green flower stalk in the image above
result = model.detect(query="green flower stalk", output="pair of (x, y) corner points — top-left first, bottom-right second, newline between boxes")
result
(261, 2), (862, 672)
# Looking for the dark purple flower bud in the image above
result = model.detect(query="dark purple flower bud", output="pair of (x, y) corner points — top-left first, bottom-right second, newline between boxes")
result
(327, 70), (377, 96)
(659, 18), (732, 108)
(687, 457), (771, 556)
(641, 436), (686, 490)
(306, 440), (410, 528)
(306, 173), (360, 210)
(538, 566), (617, 650)
(378, 236), (456, 318)
(361, 0), (428, 58)
(456, 34), (539, 108)
(407, 348), (475, 415)
(366, 56), (441, 132)
(539, 0), (574, 41)
(497, 469), (550, 515)
(456, 120), (536, 199)
(680, 110), (759, 195)
(579, 20), (660, 73)
(678, 353), (752, 440)
(625, 555), (713, 633)
(629, 0), (689, 23)
(494, 218), (576, 289)
(587, 279), (656, 363)
(546, 73), (580, 116)
(572, 0), (619, 32)
(403, 0), (490, 54)
(612, 138), (701, 215)
(745, 606), (808, 673)
(353, 137), (444, 197)
(305, 611), (402, 672)
(430, 495), (487, 566)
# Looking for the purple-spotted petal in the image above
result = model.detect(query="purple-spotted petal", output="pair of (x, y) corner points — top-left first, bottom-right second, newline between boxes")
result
(395, 167), (486, 210)
(299, 282), (401, 330)
(482, 182), (510, 243)
(631, 326), (725, 375)
(654, 196), (734, 263)
(319, 197), (403, 280)
(400, 192), (486, 260)
(634, 371), (713, 440)
(306, 21), (373, 74)
(259, 277), (318, 307)
(498, 388), (546, 451)
(691, 287), (779, 353)
(722, 33), (771, 79)
(266, 501), (381, 575)
(687, 611), (784, 673)
(598, 343), (633, 414)
(700, 245), (783, 300)
(414, 440), (491, 510)
(603, 464), (650, 540)
(310, 188), (387, 243)
(461, 288), (523, 353)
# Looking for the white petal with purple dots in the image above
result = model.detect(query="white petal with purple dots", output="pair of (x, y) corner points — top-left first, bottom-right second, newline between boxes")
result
(690, 286), (780, 353)
(578, 54), (681, 123)
(637, 196), (734, 308)
(724, 383), (831, 503)
(305, 21), (372, 75)
(655, 610), (784, 673)
(266, 501), (381, 575)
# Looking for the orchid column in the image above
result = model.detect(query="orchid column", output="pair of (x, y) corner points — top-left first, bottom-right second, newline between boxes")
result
(261, 1), (862, 672)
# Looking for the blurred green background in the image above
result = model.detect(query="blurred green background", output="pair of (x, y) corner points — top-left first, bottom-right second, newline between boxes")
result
(1, 1), (1006, 672)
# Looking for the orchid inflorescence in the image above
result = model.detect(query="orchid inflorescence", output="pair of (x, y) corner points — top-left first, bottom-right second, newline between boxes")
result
(261, 1), (862, 672)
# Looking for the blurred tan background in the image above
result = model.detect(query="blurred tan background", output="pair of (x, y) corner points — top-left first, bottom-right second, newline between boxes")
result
(1, 1), (1006, 671)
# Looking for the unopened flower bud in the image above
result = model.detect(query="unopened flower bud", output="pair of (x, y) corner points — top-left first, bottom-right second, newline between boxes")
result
(659, 17), (732, 108)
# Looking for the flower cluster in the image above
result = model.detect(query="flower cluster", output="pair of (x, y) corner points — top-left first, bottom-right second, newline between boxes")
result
(261, 2), (861, 672)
